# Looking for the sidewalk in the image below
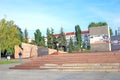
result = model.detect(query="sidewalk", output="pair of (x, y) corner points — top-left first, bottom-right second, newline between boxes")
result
(0, 62), (120, 80)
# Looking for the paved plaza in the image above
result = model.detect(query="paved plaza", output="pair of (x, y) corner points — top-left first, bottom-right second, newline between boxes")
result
(0, 62), (120, 80)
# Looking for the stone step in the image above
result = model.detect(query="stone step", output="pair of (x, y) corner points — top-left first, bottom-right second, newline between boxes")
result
(39, 68), (120, 72)
(39, 63), (120, 72)
(10, 53), (120, 71)
(41, 63), (120, 69)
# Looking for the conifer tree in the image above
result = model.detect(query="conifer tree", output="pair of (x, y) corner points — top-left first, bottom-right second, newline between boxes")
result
(75, 25), (82, 49)
(57, 27), (67, 51)
(34, 29), (45, 47)
(68, 37), (75, 52)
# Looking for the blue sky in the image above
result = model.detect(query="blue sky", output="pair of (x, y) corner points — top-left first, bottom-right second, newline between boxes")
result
(0, 0), (120, 37)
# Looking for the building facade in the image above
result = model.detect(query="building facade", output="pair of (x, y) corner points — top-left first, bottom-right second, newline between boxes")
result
(89, 26), (111, 51)
(54, 30), (90, 47)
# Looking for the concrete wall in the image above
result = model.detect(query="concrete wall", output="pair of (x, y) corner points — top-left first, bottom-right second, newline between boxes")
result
(90, 43), (110, 52)
(14, 43), (38, 59)
(89, 26), (111, 52)
(14, 43), (68, 59)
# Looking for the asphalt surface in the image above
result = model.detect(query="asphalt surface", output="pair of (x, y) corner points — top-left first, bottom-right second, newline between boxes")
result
(0, 60), (120, 80)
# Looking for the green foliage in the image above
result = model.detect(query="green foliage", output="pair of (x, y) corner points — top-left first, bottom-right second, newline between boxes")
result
(88, 22), (108, 28)
(57, 27), (67, 51)
(16, 26), (24, 42)
(0, 18), (21, 55)
(46, 28), (55, 49)
(68, 37), (75, 53)
(0, 60), (21, 64)
(75, 25), (82, 49)
(34, 29), (45, 47)
(58, 27), (67, 46)
(7, 22), (21, 54)
(110, 27), (113, 36)
(23, 28), (28, 43)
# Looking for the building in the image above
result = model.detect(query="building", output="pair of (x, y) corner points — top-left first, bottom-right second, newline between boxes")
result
(28, 37), (35, 43)
(89, 26), (111, 51)
(54, 30), (90, 47)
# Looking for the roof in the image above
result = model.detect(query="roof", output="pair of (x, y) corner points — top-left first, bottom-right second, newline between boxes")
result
(54, 30), (89, 37)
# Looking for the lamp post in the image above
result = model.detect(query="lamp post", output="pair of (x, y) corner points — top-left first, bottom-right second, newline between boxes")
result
(56, 43), (59, 52)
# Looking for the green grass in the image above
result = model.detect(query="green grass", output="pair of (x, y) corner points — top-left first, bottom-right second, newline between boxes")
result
(82, 49), (91, 53)
(0, 60), (22, 64)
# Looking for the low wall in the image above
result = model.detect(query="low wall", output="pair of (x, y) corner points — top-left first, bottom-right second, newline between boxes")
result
(14, 43), (68, 59)
(14, 43), (38, 59)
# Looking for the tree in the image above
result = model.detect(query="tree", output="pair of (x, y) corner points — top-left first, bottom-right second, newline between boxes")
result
(16, 25), (24, 42)
(88, 22), (108, 28)
(46, 28), (51, 48)
(75, 25), (82, 49)
(0, 18), (21, 57)
(23, 28), (28, 43)
(57, 27), (67, 51)
(40, 36), (46, 47)
(110, 27), (113, 36)
(46, 28), (55, 49)
(34, 29), (45, 47)
(68, 37), (75, 53)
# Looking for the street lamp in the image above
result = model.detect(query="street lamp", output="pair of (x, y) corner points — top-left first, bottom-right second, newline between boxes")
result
(56, 43), (59, 52)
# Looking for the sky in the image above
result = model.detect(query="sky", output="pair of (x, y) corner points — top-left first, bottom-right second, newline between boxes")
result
(0, 0), (120, 37)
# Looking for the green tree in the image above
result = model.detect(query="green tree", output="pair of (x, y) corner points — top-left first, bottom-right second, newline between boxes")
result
(16, 25), (24, 42)
(34, 29), (41, 46)
(110, 27), (113, 36)
(75, 25), (82, 49)
(68, 37), (75, 53)
(23, 28), (28, 43)
(46, 28), (51, 48)
(57, 27), (67, 51)
(40, 36), (46, 47)
(0, 18), (21, 56)
(88, 22), (108, 28)
(34, 29), (45, 47)
(46, 28), (55, 49)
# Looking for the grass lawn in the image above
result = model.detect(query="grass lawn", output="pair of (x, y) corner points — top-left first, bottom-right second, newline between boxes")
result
(0, 59), (22, 64)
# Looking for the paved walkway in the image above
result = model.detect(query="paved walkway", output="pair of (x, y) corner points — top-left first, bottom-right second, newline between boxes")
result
(0, 62), (120, 80)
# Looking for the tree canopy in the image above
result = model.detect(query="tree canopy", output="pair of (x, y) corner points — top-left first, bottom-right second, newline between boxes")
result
(88, 22), (108, 28)
(23, 28), (28, 43)
(0, 18), (22, 55)
(68, 37), (75, 53)
(46, 28), (55, 49)
(34, 29), (45, 47)
(57, 27), (67, 47)
(75, 25), (82, 49)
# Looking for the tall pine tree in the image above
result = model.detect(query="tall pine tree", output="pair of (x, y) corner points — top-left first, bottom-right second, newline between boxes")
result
(75, 25), (82, 49)
(46, 28), (55, 49)
(23, 28), (28, 43)
(68, 37), (75, 53)
(57, 27), (67, 51)
(34, 29), (45, 47)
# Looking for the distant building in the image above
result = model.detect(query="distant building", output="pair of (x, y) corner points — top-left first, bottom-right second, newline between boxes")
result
(54, 30), (90, 47)
(28, 37), (35, 43)
(28, 30), (90, 47)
